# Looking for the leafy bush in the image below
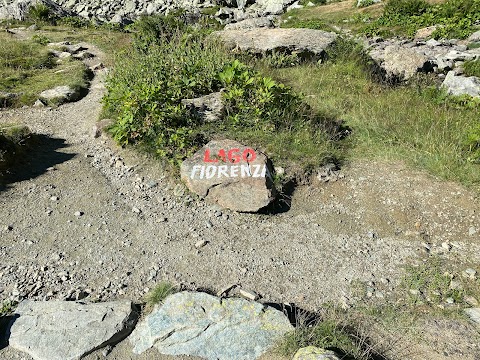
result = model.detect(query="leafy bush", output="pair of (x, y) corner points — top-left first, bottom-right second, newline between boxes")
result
(27, 4), (57, 25)
(104, 15), (339, 174)
(59, 16), (90, 28)
(465, 122), (480, 163)
(383, 0), (429, 17)
(32, 34), (50, 45)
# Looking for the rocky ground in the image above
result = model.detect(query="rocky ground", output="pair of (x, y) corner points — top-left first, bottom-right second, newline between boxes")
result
(0, 36), (479, 359)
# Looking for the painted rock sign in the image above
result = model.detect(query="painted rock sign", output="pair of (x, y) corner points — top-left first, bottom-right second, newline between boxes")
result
(181, 139), (276, 212)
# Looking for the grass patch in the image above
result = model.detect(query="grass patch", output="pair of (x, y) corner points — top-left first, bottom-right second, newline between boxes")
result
(464, 60), (480, 78)
(0, 32), (90, 107)
(264, 46), (480, 190)
(146, 282), (177, 306)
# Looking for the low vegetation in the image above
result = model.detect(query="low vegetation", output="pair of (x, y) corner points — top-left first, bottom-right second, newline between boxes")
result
(146, 282), (177, 306)
(103, 15), (341, 177)
(0, 32), (89, 107)
(0, 124), (33, 178)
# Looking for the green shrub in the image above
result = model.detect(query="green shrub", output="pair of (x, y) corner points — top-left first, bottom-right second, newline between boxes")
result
(384, 0), (429, 17)
(59, 16), (90, 28)
(32, 34), (50, 45)
(465, 122), (480, 163)
(27, 4), (57, 25)
(146, 282), (176, 306)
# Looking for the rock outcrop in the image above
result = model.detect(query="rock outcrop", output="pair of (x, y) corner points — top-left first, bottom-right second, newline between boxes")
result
(180, 139), (276, 212)
(214, 27), (337, 59)
(442, 71), (480, 98)
(129, 291), (293, 359)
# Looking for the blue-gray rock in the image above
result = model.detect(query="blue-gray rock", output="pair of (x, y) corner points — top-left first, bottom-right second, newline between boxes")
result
(129, 291), (293, 359)
(8, 300), (136, 360)
(442, 71), (480, 98)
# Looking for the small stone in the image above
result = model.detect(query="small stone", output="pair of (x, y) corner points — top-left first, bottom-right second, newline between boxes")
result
(441, 242), (452, 251)
(132, 207), (141, 214)
(206, 220), (213, 228)
(465, 296), (479, 306)
(74, 211), (83, 217)
(4, 225), (13, 231)
(465, 308), (480, 325)
(446, 297), (455, 304)
(449, 280), (463, 290)
(50, 196), (59, 201)
(463, 268), (477, 280)
(469, 227), (477, 236)
(217, 284), (238, 297)
(214, 211), (222, 217)
(239, 289), (258, 301)
(194, 240), (208, 249)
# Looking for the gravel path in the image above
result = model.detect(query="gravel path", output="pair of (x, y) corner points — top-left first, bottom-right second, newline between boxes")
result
(0, 43), (479, 360)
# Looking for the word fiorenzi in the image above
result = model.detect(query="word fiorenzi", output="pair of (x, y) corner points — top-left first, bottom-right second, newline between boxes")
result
(190, 147), (273, 180)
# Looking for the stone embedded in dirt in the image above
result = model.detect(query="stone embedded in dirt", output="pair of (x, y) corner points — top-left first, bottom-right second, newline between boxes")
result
(214, 28), (337, 59)
(129, 291), (293, 359)
(468, 30), (480, 42)
(39, 85), (82, 105)
(8, 300), (136, 360)
(465, 308), (480, 326)
(415, 26), (438, 39)
(369, 44), (434, 82)
(441, 71), (480, 98)
(293, 346), (341, 360)
(180, 139), (276, 212)
(181, 91), (225, 123)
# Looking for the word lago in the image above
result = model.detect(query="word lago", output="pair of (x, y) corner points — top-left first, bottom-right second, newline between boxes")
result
(190, 164), (272, 180)
(203, 148), (257, 163)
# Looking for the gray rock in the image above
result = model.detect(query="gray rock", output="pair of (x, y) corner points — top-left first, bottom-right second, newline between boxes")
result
(129, 291), (293, 359)
(9, 300), (136, 360)
(182, 91), (225, 123)
(441, 71), (480, 98)
(426, 39), (441, 47)
(224, 17), (274, 30)
(465, 308), (480, 325)
(293, 346), (341, 360)
(0, 0), (72, 21)
(214, 28), (337, 59)
(415, 25), (437, 39)
(468, 30), (480, 42)
(356, 0), (381, 7)
(39, 85), (82, 105)
(180, 139), (276, 212)
(369, 44), (434, 82)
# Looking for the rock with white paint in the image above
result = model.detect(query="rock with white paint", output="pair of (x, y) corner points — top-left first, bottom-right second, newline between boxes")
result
(129, 291), (293, 359)
(180, 139), (276, 212)
(8, 300), (136, 360)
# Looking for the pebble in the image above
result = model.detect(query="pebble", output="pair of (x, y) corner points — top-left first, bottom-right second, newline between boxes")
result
(446, 297), (454, 304)
(463, 268), (477, 280)
(441, 242), (452, 251)
(132, 207), (141, 214)
(469, 226), (477, 236)
(74, 211), (84, 217)
(194, 240), (208, 249)
(239, 289), (258, 301)
(50, 196), (59, 201)
(206, 220), (213, 228)
(465, 296), (479, 306)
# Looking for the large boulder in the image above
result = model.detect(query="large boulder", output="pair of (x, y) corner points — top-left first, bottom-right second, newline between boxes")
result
(8, 300), (136, 360)
(369, 44), (434, 82)
(213, 28), (337, 59)
(129, 291), (293, 359)
(442, 71), (480, 98)
(0, 0), (72, 21)
(180, 139), (276, 212)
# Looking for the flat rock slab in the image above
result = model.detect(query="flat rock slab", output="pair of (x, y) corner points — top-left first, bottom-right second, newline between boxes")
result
(465, 308), (480, 325)
(214, 28), (337, 58)
(39, 85), (81, 105)
(129, 291), (293, 359)
(442, 71), (480, 98)
(9, 300), (135, 360)
(180, 139), (276, 212)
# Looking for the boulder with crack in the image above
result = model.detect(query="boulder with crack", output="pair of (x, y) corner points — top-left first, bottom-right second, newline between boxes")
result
(129, 291), (293, 360)
(8, 300), (136, 360)
(180, 139), (276, 212)
(213, 28), (337, 59)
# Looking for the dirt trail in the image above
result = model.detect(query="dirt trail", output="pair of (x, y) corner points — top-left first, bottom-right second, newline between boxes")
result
(0, 43), (479, 360)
